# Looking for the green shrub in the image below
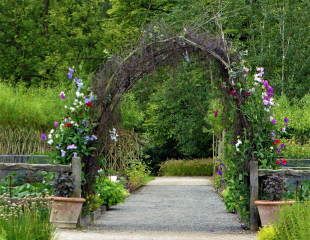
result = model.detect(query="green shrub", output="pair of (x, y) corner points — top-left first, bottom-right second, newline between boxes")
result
(257, 225), (277, 240)
(96, 177), (129, 208)
(159, 159), (213, 176)
(275, 201), (310, 240)
(125, 160), (151, 191)
(0, 197), (54, 240)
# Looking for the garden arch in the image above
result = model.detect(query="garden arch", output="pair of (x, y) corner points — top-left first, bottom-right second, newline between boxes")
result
(91, 28), (259, 229)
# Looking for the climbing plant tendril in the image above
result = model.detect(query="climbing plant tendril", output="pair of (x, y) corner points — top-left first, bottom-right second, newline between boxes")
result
(88, 26), (281, 224)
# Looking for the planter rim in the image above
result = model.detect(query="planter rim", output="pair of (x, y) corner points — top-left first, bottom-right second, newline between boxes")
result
(254, 200), (295, 205)
(47, 196), (86, 203)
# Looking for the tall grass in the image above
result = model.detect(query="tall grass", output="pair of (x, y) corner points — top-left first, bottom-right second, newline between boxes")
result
(159, 159), (214, 176)
(0, 127), (48, 154)
(0, 196), (55, 240)
(0, 82), (73, 154)
(0, 82), (73, 130)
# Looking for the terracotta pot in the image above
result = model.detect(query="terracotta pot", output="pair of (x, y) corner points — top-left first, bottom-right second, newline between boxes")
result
(49, 196), (85, 229)
(255, 200), (295, 226)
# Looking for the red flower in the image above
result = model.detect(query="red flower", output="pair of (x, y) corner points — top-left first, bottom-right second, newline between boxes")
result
(229, 89), (237, 96)
(276, 159), (281, 165)
(214, 110), (219, 118)
(86, 101), (93, 107)
(281, 158), (287, 166)
(273, 139), (281, 145)
(64, 122), (73, 128)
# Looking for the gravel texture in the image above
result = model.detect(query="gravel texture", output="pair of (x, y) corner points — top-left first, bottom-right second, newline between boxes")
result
(93, 177), (243, 232)
(57, 177), (256, 240)
(57, 230), (256, 240)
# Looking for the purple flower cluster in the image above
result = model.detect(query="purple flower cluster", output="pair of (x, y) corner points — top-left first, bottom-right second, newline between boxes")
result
(254, 67), (274, 110)
(67, 67), (74, 79)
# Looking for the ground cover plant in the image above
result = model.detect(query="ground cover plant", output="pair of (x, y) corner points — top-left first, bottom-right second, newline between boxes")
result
(159, 159), (213, 176)
(96, 175), (129, 208)
(0, 196), (55, 240)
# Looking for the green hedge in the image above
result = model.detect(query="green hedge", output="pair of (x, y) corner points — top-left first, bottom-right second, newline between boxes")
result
(159, 159), (213, 176)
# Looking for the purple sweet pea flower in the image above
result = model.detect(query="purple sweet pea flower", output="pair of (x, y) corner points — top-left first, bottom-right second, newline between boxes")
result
(54, 121), (59, 128)
(40, 133), (47, 141)
(67, 144), (77, 150)
(284, 117), (289, 124)
(217, 169), (223, 176)
(271, 118), (277, 125)
(270, 131), (276, 139)
(59, 91), (66, 100)
(74, 78), (83, 91)
(67, 67), (74, 79)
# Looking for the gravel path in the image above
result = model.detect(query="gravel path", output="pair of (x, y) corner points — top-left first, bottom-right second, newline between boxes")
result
(57, 177), (256, 240)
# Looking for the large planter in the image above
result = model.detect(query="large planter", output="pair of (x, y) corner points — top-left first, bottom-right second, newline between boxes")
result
(49, 196), (85, 229)
(255, 200), (295, 226)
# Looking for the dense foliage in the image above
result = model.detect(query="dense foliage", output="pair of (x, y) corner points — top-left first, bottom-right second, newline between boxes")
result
(0, 1), (308, 97)
(258, 202), (310, 240)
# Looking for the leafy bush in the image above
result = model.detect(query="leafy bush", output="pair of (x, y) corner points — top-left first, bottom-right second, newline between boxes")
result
(0, 173), (54, 198)
(53, 172), (74, 197)
(159, 159), (213, 176)
(257, 225), (277, 240)
(125, 160), (151, 191)
(262, 174), (286, 201)
(0, 196), (54, 240)
(96, 177), (129, 208)
(275, 201), (310, 240)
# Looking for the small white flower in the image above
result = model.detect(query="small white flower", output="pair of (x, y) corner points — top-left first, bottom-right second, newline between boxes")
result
(270, 146), (274, 150)
(235, 139), (242, 152)
(109, 127), (119, 142)
(70, 107), (76, 112)
(47, 139), (53, 145)
(64, 105), (68, 109)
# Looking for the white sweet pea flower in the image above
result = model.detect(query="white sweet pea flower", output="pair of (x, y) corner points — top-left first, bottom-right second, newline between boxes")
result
(235, 139), (242, 152)
(47, 139), (53, 145)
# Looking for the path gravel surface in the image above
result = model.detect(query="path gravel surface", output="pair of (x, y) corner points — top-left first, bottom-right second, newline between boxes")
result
(57, 177), (256, 240)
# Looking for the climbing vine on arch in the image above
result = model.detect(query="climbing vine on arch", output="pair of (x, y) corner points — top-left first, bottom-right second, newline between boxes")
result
(87, 26), (282, 224)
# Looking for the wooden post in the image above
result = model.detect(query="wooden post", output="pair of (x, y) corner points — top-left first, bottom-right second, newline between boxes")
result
(250, 160), (259, 231)
(71, 157), (82, 198)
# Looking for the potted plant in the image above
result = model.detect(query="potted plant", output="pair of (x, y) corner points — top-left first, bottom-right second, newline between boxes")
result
(255, 174), (294, 226)
(49, 172), (85, 228)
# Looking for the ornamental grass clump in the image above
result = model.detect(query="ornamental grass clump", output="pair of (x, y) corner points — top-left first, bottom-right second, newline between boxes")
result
(0, 195), (54, 240)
